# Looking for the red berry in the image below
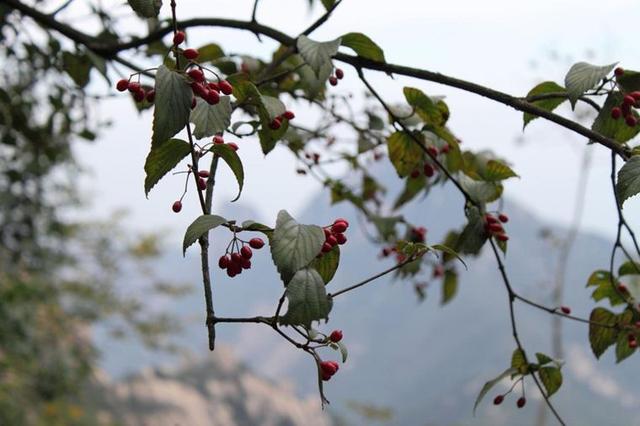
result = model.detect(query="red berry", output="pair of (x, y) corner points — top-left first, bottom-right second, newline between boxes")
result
(623, 95), (635, 106)
(329, 76), (338, 86)
(493, 395), (504, 405)
(116, 79), (129, 92)
(433, 265), (444, 278)
(213, 135), (224, 144)
(218, 80), (233, 95)
(227, 142), (239, 151)
(241, 258), (252, 269)
(626, 115), (637, 127)
(207, 82), (220, 92)
(227, 268), (236, 277)
(320, 361), (338, 376)
(423, 163), (435, 177)
(622, 102), (631, 116)
(485, 214), (498, 224)
(332, 221), (348, 233)
(329, 330), (343, 342)
(488, 223), (503, 233)
(173, 31), (186, 45)
(496, 234), (509, 242)
(517, 397), (526, 408)
(197, 177), (207, 190)
(183, 48), (199, 60)
(498, 213), (509, 223)
(611, 107), (622, 120)
(198, 170), (210, 178)
(145, 89), (156, 103)
(172, 200), (182, 213)
(410, 169), (421, 179)
(128, 82), (141, 93)
(335, 68), (344, 80)
(283, 110), (295, 120)
(218, 255), (230, 269)
(191, 82), (207, 98)
(205, 89), (220, 105)
(249, 238), (265, 249)
(269, 118), (282, 130)
(231, 252), (242, 264)
(560, 306), (571, 315)
(615, 67), (625, 77)
(321, 242), (333, 253)
(631, 91), (640, 100)
(240, 245), (253, 259)
(335, 233), (347, 245)
(618, 283), (628, 293)
(334, 218), (349, 227)
(326, 235), (338, 247)
(440, 144), (450, 154)
(323, 228), (332, 238)
(187, 68), (205, 82)
(427, 146), (438, 157)
(133, 89), (145, 102)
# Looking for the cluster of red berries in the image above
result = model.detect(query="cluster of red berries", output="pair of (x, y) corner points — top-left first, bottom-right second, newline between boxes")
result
(493, 394), (526, 408)
(380, 227), (426, 263)
(170, 168), (212, 212)
(628, 333), (638, 349)
(218, 237), (265, 278)
(610, 99), (640, 129)
(319, 219), (349, 255)
(212, 134), (239, 152)
(115, 79), (155, 103)
(269, 110), (295, 130)
(319, 329), (344, 381)
(409, 145), (449, 179)
(329, 68), (344, 87)
(485, 213), (509, 242)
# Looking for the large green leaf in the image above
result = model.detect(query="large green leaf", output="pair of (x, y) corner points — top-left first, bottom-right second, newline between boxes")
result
(182, 215), (228, 255)
(588, 307), (619, 358)
(616, 155), (640, 207)
(538, 367), (563, 397)
(279, 267), (332, 327)
(473, 367), (518, 415)
(127, 0), (162, 17)
(270, 210), (325, 285)
(592, 92), (640, 145)
(403, 87), (447, 127)
(152, 65), (192, 147)
(618, 260), (640, 276)
(456, 207), (487, 255)
(296, 35), (341, 77)
(144, 138), (191, 196)
(586, 270), (625, 306)
(340, 32), (385, 62)
(310, 245), (340, 284)
(393, 174), (426, 210)
(564, 61), (617, 107)
(387, 131), (423, 177)
(62, 52), (92, 87)
(441, 269), (458, 305)
(523, 81), (567, 128)
(196, 43), (225, 63)
(482, 160), (518, 181)
(459, 174), (503, 204)
(190, 97), (232, 139)
(210, 143), (244, 202)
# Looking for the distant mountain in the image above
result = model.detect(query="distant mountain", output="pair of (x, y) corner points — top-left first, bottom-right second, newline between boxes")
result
(96, 162), (640, 426)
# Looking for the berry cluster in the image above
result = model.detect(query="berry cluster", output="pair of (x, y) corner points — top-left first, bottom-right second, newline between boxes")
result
(493, 393), (526, 409)
(610, 97), (640, 128)
(319, 218), (349, 255)
(484, 213), (509, 242)
(212, 134), (239, 152)
(188, 64), (234, 107)
(218, 237), (265, 278)
(329, 68), (345, 87)
(409, 145), (449, 179)
(380, 226), (426, 264)
(115, 79), (155, 104)
(320, 360), (340, 381)
(269, 110), (295, 130)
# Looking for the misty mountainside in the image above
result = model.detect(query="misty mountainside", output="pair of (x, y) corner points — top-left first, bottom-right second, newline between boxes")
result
(96, 161), (640, 426)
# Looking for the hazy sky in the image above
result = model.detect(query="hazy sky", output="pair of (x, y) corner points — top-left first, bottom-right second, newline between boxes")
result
(70, 0), (640, 244)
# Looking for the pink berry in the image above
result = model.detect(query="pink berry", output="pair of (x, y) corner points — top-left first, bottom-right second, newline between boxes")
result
(329, 330), (343, 342)
(213, 135), (224, 144)
(496, 234), (509, 242)
(198, 170), (210, 178)
(326, 235), (338, 247)
(128, 82), (141, 93)
(623, 95), (635, 106)
(133, 89), (145, 102)
(205, 89), (220, 105)
(423, 163), (435, 177)
(626, 115), (637, 127)
(335, 233), (347, 245)
(332, 221), (348, 233)
(183, 48), (199, 60)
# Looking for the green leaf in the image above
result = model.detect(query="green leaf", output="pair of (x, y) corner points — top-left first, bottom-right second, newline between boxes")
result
(511, 348), (528, 374)
(196, 43), (225, 63)
(371, 215), (402, 242)
(564, 61), (617, 107)
(535, 353), (554, 366)
(483, 160), (518, 181)
(241, 220), (273, 233)
(336, 341), (348, 362)
(127, 0), (162, 17)
(210, 143), (244, 202)
(320, 0), (336, 10)
(588, 307), (619, 358)
(538, 367), (563, 397)
(296, 35), (341, 77)
(459, 174), (503, 204)
(393, 174), (426, 209)
(592, 92), (640, 144)
(456, 207), (487, 255)
(387, 131), (423, 177)
(310, 245), (340, 284)
(403, 87), (447, 127)
(280, 267), (332, 327)
(473, 367), (518, 415)
(619, 260), (640, 276)
(616, 69), (640, 93)
(616, 155), (640, 207)
(340, 32), (385, 62)
(441, 269), (458, 305)
(271, 210), (325, 285)
(615, 329), (636, 363)
(261, 95), (286, 120)
(62, 52), (92, 87)
(144, 138), (191, 196)
(586, 270), (625, 306)
(183, 215), (228, 255)
(431, 244), (467, 269)
(189, 96), (232, 139)
(152, 65), (192, 147)
(523, 81), (567, 128)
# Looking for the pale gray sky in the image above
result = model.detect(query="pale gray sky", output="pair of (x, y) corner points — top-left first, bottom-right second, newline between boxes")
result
(72, 0), (640, 242)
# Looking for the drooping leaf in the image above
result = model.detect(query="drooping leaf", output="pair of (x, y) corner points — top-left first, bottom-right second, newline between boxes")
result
(387, 131), (423, 177)
(431, 244), (467, 268)
(182, 215), (228, 255)
(586, 270), (625, 306)
(592, 92), (640, 145)
(473, 367), (518, 415)
(296, 35), (341, 77)
(152, 65), (192, 147)
(456, 207), (487, 255)
(270, 210), (325, 285)
(511, 348), (528, 375)
(144, 138), (191, 196)
(310, 245), (340, 284)
(403, 87), (447, 127)
(393, 174), (426, 209)
(588, 307), (619, 358)
(616, 155), (640, 207)
(459, 174), (503, 204)
(535, 352), (554, 366)
(127, 0), (162, 17)
(340, 32), (385, 62)
(564, 61), (617, 107)
(618, 260), (640, 276)
(538, 367), (563, 397)
(523, 81), (567, 128)
(241, 220), (273, 233)
(336, 341), (348, 362)
(441, 269), (458, 305)
(210, 143), (244, 201)
(483, 160), (518, 181)
(189, 97), (232, 139)
(279, 267), (332, 327)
